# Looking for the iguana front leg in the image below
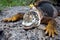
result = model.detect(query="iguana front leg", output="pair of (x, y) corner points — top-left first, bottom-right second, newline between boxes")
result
(2, 13), (24, 22)
(41, 17), (58, 37)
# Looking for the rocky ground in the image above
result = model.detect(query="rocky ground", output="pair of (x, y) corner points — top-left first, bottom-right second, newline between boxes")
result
(0, 6), (60, 40)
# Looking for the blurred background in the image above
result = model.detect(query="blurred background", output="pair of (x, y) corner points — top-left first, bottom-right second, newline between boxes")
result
(0, 0), (60, 10)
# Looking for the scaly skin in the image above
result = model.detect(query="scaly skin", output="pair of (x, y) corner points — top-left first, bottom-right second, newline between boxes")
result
(2, 13), (24, 22)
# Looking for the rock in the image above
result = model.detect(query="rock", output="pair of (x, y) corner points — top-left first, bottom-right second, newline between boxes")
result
(0, 6), (59, 40)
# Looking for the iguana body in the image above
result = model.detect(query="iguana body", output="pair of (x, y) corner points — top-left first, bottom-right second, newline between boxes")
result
(2, 1), (60, 37)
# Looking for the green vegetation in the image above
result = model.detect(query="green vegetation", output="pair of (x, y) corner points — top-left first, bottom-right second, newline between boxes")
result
(0, 0), (35, 10)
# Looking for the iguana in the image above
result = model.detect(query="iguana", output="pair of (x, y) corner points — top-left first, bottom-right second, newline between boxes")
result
(2, 0), (60, 37)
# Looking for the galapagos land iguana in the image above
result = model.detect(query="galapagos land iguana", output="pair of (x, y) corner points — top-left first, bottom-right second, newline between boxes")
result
(2, 0), (60, 37)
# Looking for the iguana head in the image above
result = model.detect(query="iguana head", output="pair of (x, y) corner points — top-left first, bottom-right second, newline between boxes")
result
(22, 6), (43, 27)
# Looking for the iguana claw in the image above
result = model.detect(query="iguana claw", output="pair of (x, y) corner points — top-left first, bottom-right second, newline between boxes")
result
(44, 20), (58, 37)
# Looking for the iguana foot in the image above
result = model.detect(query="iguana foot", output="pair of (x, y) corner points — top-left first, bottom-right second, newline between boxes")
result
(44, 20), (58, 37)
(2, 13), (24, 22)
